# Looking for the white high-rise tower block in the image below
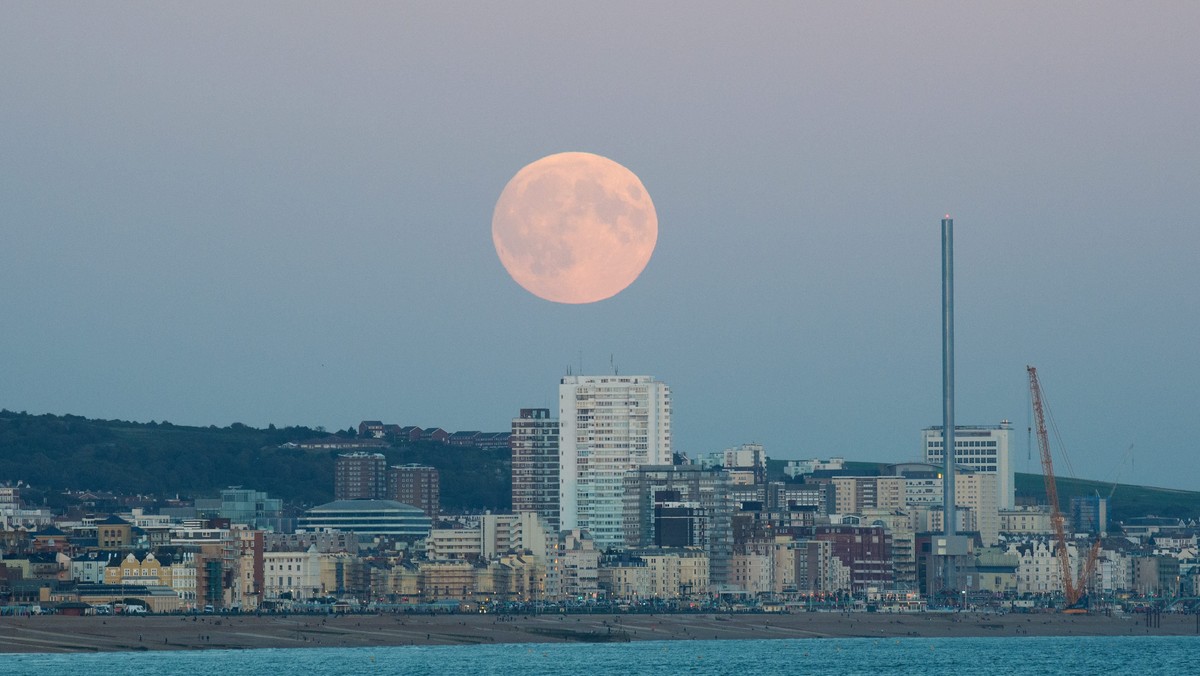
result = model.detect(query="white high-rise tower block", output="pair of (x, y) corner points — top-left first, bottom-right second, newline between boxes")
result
(559, 375), (672, 549)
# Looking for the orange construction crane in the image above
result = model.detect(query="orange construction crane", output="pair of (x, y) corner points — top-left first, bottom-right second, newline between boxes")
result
(1027, 366), (1102, 611)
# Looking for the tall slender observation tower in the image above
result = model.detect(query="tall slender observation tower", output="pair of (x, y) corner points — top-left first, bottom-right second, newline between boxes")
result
(938, 215), (969, 597)
(942, 216), (957, 547)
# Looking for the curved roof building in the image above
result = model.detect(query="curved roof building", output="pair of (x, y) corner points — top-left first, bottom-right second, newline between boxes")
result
(299, 499), (431, 541)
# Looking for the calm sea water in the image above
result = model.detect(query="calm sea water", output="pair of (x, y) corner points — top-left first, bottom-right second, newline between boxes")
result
(3, 636), (1196, 675)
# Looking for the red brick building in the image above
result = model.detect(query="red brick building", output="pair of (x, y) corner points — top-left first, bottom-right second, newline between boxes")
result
(334, 452), (388, 501)
(387, 464), (440, 520)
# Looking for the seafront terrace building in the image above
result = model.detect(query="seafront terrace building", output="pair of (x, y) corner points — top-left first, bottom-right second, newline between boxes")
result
(1006, 539), (1076, 595)
(635, 549), (710, 600)
(598, 555), (652, 600)
(559, 530), (602, 600)
(263, 547), (321, 601)
(104, 551), (175, 587)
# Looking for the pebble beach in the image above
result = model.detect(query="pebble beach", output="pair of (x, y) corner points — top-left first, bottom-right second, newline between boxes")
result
(1, 611), (1194, 653)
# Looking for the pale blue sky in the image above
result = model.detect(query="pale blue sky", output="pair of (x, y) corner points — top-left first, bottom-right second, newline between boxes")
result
(2, 3), (1197, 490)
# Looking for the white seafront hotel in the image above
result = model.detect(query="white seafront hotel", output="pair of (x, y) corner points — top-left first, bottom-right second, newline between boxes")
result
(559, 375), (672, 550)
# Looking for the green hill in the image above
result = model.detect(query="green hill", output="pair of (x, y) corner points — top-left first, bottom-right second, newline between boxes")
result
(1013, 472), (1199, 523)
(767, 458), (1200, 523)
(4, 410), (1194, 523)
(0, 410), (510, 511)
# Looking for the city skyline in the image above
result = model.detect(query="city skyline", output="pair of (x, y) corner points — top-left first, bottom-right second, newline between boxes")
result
(2, 4), (1197, 491)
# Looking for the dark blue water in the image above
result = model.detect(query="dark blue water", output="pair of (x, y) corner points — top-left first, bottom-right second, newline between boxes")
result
(3, 635), (1196, 675)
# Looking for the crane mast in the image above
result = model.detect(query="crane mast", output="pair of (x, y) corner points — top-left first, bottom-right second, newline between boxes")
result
(1027, 365), (1101, 609)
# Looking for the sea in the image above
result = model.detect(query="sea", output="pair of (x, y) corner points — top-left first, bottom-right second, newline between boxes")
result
(3, 635), (1196, 675)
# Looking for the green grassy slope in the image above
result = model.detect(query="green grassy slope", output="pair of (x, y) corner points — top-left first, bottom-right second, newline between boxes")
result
(766, 458), (1200, 522)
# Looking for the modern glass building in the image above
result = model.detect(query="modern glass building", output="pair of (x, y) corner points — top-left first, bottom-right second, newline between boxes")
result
(219, 488), (283, 530)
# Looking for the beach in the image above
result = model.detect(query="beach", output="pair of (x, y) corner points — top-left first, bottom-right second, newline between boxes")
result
(0, 611), (1194, 653)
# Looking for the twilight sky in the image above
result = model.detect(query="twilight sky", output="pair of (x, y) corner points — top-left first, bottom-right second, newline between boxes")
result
(2, 4), (1197, 490)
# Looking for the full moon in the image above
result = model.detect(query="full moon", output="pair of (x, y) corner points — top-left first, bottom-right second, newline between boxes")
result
(492, 152), (658, 304)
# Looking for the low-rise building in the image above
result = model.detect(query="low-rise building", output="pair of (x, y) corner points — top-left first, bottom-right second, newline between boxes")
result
(598, 556), (651, 601)
(634, 549), (710, 600)
(69, 551), (118, 583)
(1006, 539), (1080, 596)
(420, 561), (477, 601)
(730, 552), (773, 595)
(784, 457), (846, 479)
(299, 500), (432, 543)
(105, 552), (174, 587)
(559, 530), (601, 601)
(1000, 506), (1052, 535)
(97, 515), (134, 549)
(425, 512), (553, 561)
(967, 547), (1019, 594)
(75, 583), (182, 613)
(1132, 554), (1180, 597)
(263, 547), (321, 601)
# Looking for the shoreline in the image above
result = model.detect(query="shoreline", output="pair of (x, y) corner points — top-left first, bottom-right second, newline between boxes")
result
(1, 611), (1196, 653)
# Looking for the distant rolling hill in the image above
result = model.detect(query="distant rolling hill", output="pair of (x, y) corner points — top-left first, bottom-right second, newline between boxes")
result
(766, 459), (1200, 523)
(1012, 472), (1200, 523)
(0, 410), (510, 512)
(3, 409), (1194, 523)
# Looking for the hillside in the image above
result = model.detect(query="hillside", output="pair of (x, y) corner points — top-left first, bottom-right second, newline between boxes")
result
(0, 410), (510, 511)
(1013, 472), (1200, 523)
(3, 410), (1193, 523)
(766, 458), (1200, 523)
